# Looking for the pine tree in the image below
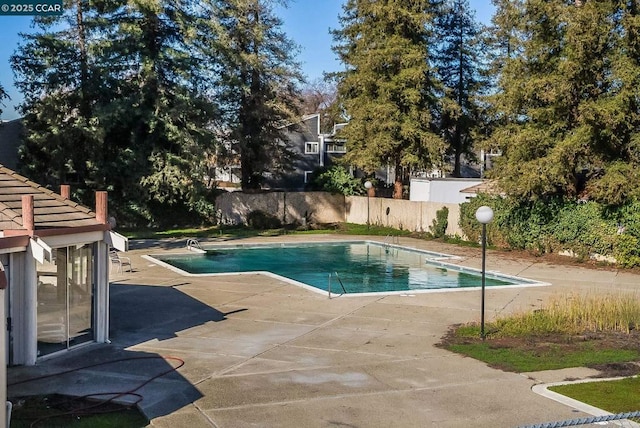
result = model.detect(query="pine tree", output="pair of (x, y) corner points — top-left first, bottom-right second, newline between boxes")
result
(332, 0), (444, 199)
(13, 0), (219, 224)
(103, 0), (218, 221)
(206, 0), (303, 191)
(12, 2), (106, 190)
(432, 0), (483, 177)
(490, 0), (640, 204)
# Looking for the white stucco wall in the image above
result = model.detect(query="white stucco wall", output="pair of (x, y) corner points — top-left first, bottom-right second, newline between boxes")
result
(409, 178), (482, 204)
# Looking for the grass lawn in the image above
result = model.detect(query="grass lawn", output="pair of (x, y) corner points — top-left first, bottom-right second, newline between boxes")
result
(121, 222), (414, 240)
(549, 377), (640, 415)
(9, 395), (148, 428)
(444, 339), (640, 373)
(441, 291), (640, 417)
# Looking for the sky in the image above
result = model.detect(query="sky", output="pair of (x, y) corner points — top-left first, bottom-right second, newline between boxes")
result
(0, 0), (495, 121)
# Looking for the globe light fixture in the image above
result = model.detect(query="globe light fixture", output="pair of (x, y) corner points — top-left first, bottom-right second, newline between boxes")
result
(475, 205), (494, 340)
(364, 181), (373, 229)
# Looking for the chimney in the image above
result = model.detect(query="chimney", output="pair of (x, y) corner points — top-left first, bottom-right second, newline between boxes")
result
(22, 194), (34, 232)
(60, 184), (70, 199)
(95, 191), (108, 224)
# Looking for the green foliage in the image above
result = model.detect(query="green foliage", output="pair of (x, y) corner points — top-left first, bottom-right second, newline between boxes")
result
(489, 1), (640, 204)
(446, 292), (640, 372)
(331, 0), (444, 197)
(246, 210), (282, 230)
(446, 341), (640, 373)
(208, 0), (303, 191)
(10, 394), (147, 428)
(430, 206), (449, 238)
(336, 223), (412, 237)
(550, 377), (640, 415)
(432, 0), (485, 177)
(0, 82), (8, 118)
(13, 0), (218, 226)
(460, 195), (640, 265)
(550, 202), (616, 258)
(310, 166), (364, 196)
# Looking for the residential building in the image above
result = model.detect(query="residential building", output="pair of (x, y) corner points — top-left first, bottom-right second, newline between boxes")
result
(0, 119), (23, 170)
(0, 165), (127, 370)
(265, 114), (348, 190)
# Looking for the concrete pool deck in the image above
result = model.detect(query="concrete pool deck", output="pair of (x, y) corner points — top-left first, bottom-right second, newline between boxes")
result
(8, 235), (640, 427)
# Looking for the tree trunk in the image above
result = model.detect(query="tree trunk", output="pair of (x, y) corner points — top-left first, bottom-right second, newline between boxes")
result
(393, 161), (404, 199)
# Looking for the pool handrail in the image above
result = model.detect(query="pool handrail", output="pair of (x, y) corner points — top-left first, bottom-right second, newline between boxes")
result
(186, 238), (202, 251)
(334, 271), (348, 294)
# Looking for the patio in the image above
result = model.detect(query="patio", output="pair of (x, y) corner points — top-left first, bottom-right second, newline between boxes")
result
(8, 235), (638, 427)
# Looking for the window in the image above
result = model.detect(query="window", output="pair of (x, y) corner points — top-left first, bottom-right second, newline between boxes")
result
(305, 142), (319, 154)
(37, 244), (95, 356)
(326, 143), (346, 153)
(304, 171), (314, 183)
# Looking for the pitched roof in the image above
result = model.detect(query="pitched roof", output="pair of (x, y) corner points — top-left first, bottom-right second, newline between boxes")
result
(0, 165), (101, 231)
(459, 180), (503, 196)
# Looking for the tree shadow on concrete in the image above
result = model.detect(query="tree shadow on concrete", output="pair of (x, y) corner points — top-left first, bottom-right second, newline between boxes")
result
(8, 283), (243, 422)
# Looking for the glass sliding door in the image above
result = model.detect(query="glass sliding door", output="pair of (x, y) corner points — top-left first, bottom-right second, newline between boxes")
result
(68, 244), (93, 347)
(36, 244), (94, 357)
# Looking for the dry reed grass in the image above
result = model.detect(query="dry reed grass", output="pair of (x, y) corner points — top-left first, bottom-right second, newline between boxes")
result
(493, 292), (640, 337)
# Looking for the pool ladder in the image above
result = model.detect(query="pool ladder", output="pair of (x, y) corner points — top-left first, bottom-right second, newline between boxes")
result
(186, 238), (202, 251)
(327, 271), (347, 299)
(383, 234), (399, 246)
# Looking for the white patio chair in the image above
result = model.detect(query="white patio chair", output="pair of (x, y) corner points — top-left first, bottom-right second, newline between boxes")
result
(110, 249), (132, 273)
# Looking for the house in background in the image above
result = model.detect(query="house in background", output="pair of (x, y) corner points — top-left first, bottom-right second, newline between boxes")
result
(0, 165), (127, 370)
(265, 113), (349, 190)
(0, 119), (24, 171)
(212, 114), (358, 191)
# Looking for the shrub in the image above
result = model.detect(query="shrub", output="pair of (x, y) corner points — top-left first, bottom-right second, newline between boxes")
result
(310, 166), (365, 195)
(246, 210), (282, 230)
(459, 195), (639, 265)
(550, 202), (616, 258)
(430, 206), (449, 238)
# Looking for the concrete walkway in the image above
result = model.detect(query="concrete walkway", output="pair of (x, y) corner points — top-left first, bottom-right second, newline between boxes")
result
(8, 235), (640, 427)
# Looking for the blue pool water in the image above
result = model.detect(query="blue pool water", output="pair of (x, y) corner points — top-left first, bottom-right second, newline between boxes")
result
(155, 242), (521, 294)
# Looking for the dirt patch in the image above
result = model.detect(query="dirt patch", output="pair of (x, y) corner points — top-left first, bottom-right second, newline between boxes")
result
(423, 236), (640, 274)
(438, 328), (640, 377)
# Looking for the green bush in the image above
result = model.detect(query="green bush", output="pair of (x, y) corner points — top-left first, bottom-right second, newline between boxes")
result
(459, 195), (640, 267)
(550, 202), (616, 258)
(430, 206), (449, 238)
(246, 210), (282, 230)
(310, 166), (365, 195)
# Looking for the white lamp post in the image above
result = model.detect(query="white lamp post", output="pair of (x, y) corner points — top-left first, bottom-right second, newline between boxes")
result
(475, 205), (494, 340)
(364, 180), (373, 229)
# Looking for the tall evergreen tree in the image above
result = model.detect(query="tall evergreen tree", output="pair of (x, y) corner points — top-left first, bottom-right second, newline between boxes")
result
(490, 0), (640, 204)
(12, 1), (106, 190)
(332, 0), (444, 198)
(206, 0), (303, 191)
(103, 0), (218, 221)
(432, 0), (483, 177)
(13, 0), (219, 224)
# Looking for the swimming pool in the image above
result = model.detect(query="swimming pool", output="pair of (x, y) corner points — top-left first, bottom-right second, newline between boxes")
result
(150, 241), (545, 295)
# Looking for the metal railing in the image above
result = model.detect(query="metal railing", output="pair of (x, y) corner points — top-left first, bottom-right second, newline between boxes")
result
(327, 271), (347, 298)
(186, 238), (202, 251)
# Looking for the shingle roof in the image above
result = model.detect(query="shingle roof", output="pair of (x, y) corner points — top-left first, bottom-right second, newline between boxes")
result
(0, 165), (101, 231)
(459, 180), (503, 196)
